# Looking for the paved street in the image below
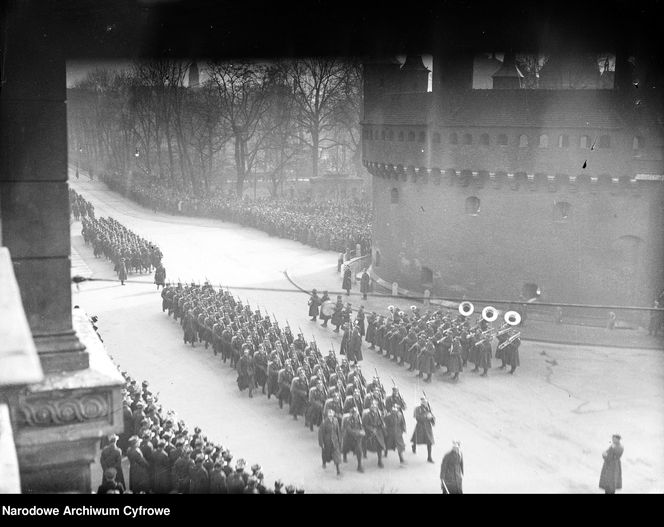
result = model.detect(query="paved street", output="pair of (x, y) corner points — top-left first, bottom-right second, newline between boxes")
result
(71, 174), (664, 493)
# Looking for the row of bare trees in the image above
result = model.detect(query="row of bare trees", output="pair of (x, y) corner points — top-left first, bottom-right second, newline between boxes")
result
(68, 59), (363, 196)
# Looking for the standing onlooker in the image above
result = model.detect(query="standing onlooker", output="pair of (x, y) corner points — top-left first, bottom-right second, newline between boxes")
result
(599, 434), (623, 494)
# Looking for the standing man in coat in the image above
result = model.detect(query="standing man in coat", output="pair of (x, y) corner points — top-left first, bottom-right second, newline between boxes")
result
(100, 434), (125, 488)
(342, 265), (352, 296)
(440, 440), (464, 494)
(318, 408), (342, 476)
(118, 257), (128, 286)
(308, 289), (321, 322)
(411, 396), (435, 463)
(362, 400), (387, 468)
(127, 436), (151, 493)
(360, 268), (371, 300)
(599, 434), (624, 494)
(348, 323), (363, 365)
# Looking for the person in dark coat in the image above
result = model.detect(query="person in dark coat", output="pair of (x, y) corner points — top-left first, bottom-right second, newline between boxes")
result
(348, 324), (363, 364)
(209, 462), (228, 494)
(152, 440), (171, 493)
(360, 268), (370, 300)
(289, 370), (309, 420)
(599, 435), (624, 494)
(189, 455), (210, 494)
(448, 337), (463, 381)
(154, 264), (166, 290)
(237, 347), (256, 397)
(97, 468), (125, 494)
(441, 440), (464, 494)
(100, 434), (125, 488)
(384, 404), (407, 464)
(308, 289), (321, 321)
(277, 363), (294, 410)
(342, 265), (352, 296)
(226, 463), (247, 494)
(362, 400), (386, 468)
(355, 306), (366, 337)
(341, 406), (365, 472)
(331, 296), (344, 332)
(411, 397), (435, 463)
(118, 257), (128, 285)
(318, 409), (342, 476)
(172, 448), (193, 493)
(119, 401), (133, 454)
(127, 436), (151, 493)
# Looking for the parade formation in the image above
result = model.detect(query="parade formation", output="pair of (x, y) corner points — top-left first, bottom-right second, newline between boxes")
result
(159, 281), (439, 474)
(76, 192), (165, 286)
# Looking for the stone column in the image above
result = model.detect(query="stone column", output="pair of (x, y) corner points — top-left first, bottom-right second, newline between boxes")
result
(0, 0), (123, 493)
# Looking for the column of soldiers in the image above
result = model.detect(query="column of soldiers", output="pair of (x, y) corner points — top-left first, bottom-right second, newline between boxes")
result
(81, 215), (164, 283)
(99, 369), (301, 494)
(69, 189), (95, 222)
(160, 283), (435, 474)
(311, 291), (522, 383)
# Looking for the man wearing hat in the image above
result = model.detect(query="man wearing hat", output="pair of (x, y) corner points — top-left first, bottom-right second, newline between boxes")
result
(128, 436), (151, 493)
(440, 440), (464, 494)
(226, 460), (248, 494)
(599, 434), (624, 494)
(209, 462), (228, 494)
(172, 447), (193, 493)
(362, 400), (387, 468)
(118, 257), (128, 285)
(189, 455), (210, 494)
(97, 467), (125, 494)
(308, 289), (321, 322)
(360, 268), (370, 300)
(152, 439), (171, 493)
(411, 397), (435, 463)
(100, 434), (125, 488)
(289, 369), (309, 421)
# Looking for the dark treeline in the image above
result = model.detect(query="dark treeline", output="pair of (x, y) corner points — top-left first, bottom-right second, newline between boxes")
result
(68, 59), (363, 197)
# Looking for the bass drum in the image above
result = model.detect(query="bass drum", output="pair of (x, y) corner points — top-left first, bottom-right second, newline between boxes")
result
(320, 300), (335, 317)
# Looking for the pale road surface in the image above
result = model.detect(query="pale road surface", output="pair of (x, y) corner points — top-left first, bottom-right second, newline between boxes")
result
(69, 174), (664, 493)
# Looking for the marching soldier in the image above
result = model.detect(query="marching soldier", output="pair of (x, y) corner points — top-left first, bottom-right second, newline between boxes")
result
(384, 404), (407, 464)
(411, 397), (435, 463)
(289, 369), (309, 421)
(362, 400), (387, 468)
(341, 406), (365, 472)
(318, 408), (342, 476)
(154, 264), (166, 290)
(305, 379), (326, 432)
(237, 347), (256, 398)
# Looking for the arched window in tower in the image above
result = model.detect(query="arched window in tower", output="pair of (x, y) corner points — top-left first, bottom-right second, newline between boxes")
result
(418, 131), (426, 143)
(408, 131), (416, 142)
(633, 136), (644, 150)
(390, 187), (399, 204)
(465, 196), (480, 215)
(599, 135), (611, 148)
(498, 133), (508, 146)
(398, 131), (404, 142)
(558, 134), (569, 148)
(580, 135), (590, 149)
(433, 132), (441, 144)
(449, 132), (458, 145)
(539, 134), (549, 148)
(480, 133), (490, 146)
(462, 133), (473, 145)
(519, 134), (529, 147)
(553, 201), (572, 222)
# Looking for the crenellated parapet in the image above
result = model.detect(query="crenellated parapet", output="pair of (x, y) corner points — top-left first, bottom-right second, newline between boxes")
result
(363, 159), (647, 195)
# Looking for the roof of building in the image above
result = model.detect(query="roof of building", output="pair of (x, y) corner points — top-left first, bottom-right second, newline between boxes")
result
(442, 90), (625, 129)
(364, 92), (433, 125)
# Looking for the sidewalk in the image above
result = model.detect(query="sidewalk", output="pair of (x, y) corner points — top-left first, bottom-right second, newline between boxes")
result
(287, 263), (664, 350)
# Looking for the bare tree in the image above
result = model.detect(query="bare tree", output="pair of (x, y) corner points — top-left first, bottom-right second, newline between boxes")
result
(287, 58), (352, 179)
(207, 61), (274, 195)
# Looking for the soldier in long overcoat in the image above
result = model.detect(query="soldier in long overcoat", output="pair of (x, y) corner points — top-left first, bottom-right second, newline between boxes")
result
(341, 406), (365, 472)
(411, 397), (435, 463)
(347, 324), (363, 364)
(360, 269), (370, 300)
(342, 265), (352, 295)
(362, 401), (386, 468)
(152, 440), (172, 493)
(289, 370), (309, 420)
(318, 409), (342, 475)
(118, 257), (128, 285)
(308, 289), (321, 321)
(384, 405), (407, 463)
